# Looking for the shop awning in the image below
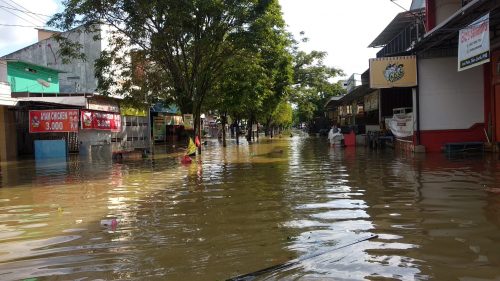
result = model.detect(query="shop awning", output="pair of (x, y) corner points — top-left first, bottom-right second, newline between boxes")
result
(369, 9), (425, 48)
(16, 100), (83, 110)
(17, 96), (87, 107)
(341, 85), (375, 104)
(324, 95), (345, 109)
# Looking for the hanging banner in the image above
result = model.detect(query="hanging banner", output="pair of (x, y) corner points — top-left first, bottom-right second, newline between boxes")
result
(369, 56), (417, 88)
(458, 13), (490, 72)
(183, 114), (194, 130)
(29, 109), (79, 133)
(385, 113), (414, 138)
(81, 110), (121, 132)
(87, 97), (120, 113)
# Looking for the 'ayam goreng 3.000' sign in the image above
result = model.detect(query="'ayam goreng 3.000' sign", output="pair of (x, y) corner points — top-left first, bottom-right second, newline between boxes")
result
(29, 109), (79, 133)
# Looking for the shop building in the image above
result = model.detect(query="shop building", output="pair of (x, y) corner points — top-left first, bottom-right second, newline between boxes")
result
(0, 60), (18, 162)
(1, 24), (117, 94)
(413, 0), (500, 152)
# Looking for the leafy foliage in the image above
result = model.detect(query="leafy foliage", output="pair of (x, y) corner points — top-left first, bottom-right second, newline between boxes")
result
(290, 49), (345, 125)
(50, 0), (343, 141)
(49, 0), (280, 139)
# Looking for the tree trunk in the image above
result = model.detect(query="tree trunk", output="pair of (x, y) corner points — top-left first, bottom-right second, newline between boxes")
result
(246, 114), (254, 143)
(265, 116), (271, 137)
(193, 104), (202, 155)
(235, 119), (240, 145)
(222, 113), (227, 147)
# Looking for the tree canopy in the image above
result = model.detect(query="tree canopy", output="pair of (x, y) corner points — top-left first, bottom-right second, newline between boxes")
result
(50, 0), (286, 140)
(290, 49), (345, 125)
(50, 0), (344, 143)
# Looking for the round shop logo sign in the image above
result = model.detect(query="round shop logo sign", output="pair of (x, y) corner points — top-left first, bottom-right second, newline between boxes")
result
(83, 113), (92, 127)
(384, 63), (405, 83)
(31, 116), (40, 128)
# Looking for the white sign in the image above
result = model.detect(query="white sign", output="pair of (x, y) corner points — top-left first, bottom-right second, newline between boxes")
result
(458, 13), (490, 71)
(344, 74), (361, 93)
(87, 98), (120, 113)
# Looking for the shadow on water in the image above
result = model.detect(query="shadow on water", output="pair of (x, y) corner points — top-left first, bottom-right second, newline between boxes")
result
(0, 136), (500, 280)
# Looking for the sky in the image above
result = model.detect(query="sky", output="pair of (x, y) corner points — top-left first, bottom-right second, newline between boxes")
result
(0, 0), (412, 80)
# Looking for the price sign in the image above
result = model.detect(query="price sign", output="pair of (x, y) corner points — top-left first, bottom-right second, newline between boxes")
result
(29, 109), (79, 133)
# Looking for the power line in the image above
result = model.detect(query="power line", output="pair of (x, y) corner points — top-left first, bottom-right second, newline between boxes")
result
(388, 0), (427, 32)
(1, 0), (47, 24)
(0, 6), (40, 26)
(0, 23), (46, 28)
(0, 4), (51, 18)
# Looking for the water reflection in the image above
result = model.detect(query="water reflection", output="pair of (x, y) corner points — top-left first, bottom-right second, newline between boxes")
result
(0, 137), (499, 280)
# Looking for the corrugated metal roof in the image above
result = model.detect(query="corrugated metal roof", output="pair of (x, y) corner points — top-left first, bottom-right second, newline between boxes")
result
(369, 9), (424, 48)
(414, 0), (497, 53)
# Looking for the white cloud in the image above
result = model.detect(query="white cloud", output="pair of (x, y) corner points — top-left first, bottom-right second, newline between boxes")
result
(0, 0), (60, 56)
(279, 0), (414, 80)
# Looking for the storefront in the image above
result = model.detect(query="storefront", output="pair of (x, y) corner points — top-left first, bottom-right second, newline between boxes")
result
(17, 101), (82, 157)
(369, 56), (417, 150)
(412, 0), (500, 152)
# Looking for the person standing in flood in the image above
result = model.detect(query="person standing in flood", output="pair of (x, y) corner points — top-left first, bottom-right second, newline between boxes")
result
(328, 125), (336, 146)
(328, 124), (343, 146)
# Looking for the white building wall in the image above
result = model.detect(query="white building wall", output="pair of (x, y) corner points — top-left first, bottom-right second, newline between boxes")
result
(0, 60), (16, 106)
(0, 60), (7, 83)
(2, 25), (103, 93)
(419, 57), (484, 131)
(435, 0), (461, 26)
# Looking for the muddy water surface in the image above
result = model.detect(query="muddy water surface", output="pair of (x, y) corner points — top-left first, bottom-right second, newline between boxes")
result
(0, 136), (500, 280)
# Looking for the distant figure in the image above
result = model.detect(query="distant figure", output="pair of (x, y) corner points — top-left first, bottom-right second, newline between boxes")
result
(328, 126), (343, 146)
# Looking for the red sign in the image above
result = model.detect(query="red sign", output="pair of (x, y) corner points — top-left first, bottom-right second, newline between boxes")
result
(81, 110), (121, 132)
(29, 109), (79, 133)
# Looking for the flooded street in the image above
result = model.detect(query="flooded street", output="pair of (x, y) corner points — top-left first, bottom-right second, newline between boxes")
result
(1, 135), (500, 280)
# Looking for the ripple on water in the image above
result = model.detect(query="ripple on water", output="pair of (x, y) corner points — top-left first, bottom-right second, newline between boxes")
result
(0, 138), (499, 280)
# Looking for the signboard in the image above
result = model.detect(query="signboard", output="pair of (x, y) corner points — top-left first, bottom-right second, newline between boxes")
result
(173, 116), (183, 125)
(29, 109), (79, 133)
(458, 13), (490, 71)
(364, 91), (379, 112)
(183, 114), (194, 130)
(153, 116), (166, 141)
(344, 74), (361, 93)
(370, 56), (417, 88)
(81, 110), (121, 132)
(87, 98), (120, 113)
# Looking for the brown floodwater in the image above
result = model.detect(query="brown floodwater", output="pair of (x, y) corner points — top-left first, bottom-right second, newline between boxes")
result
(0, 135), (500, 280)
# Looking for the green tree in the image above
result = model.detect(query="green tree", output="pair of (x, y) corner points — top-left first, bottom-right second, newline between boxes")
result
(290, 49), (345, 127)
(207, 0), (292, 144)
(272, 100), (293, 130)
(49, 0), (277, 153)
